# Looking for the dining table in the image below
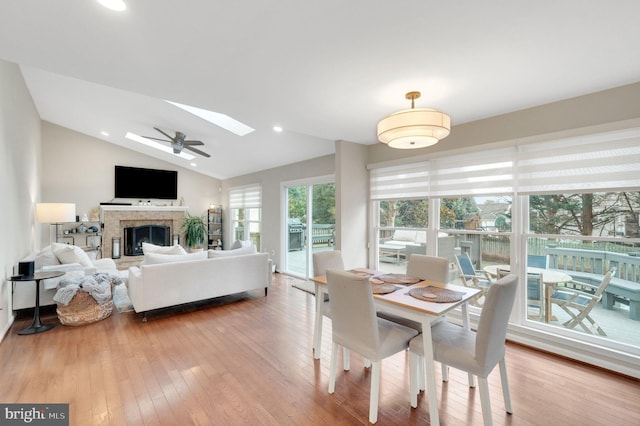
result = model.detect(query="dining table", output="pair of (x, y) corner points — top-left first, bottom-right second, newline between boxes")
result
(311, 268), (480, 426)
(483, 265), (572, 322)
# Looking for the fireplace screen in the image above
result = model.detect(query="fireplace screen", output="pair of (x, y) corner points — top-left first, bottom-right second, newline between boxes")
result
(124, 225), (170, 256)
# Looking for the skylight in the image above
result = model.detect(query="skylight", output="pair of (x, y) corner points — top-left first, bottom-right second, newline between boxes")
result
(165, 100), (255, 136)
(97, 0), (127, 12)
(125, 132), (195, 160)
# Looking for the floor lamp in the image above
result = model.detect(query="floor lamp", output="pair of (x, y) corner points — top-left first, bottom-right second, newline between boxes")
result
(36, 203), (76, 245)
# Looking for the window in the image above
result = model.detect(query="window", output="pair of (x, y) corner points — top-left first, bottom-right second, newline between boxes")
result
(525, 191), (640, 344)
(371, 163), (429, 273)
(368, 125), (640, 373)
(229, 184), (262, 249)
(437, 195), (513, 314)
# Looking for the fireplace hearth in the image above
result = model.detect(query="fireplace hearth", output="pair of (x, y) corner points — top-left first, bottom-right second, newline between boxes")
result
(124, 225), (170, 256)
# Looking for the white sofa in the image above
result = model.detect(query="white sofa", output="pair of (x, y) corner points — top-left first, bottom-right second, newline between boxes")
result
(127, 247), (271, 316)
(14, 244), (119, 310)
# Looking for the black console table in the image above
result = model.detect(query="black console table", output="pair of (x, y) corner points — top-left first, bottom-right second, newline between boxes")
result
(10, 270), (64, 335)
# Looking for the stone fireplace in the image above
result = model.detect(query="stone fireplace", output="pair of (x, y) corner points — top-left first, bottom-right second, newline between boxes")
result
(101, 206), (188, 269)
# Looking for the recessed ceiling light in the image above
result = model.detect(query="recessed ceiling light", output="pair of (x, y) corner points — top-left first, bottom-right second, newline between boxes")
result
(96, 0), (126, 12)
(125, 132), (195, 160)
(101, 131), (110, 136)
(190, 163), (197, 167)
(273, 126), (283, 132)
(165, 100), (255, 136)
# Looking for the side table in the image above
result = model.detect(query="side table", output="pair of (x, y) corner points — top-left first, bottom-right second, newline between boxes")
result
(10, 270), (64, 335)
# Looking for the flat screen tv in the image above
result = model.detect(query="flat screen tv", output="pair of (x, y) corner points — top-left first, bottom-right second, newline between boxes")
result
(114, 166), (178, 200)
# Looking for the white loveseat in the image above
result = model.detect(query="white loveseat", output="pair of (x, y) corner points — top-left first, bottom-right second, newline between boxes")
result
(127, 245), (271, 316)
(14, 243), (119, 310)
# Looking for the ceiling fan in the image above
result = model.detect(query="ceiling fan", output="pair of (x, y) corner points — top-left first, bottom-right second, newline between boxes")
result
(142, 127), (211, 158)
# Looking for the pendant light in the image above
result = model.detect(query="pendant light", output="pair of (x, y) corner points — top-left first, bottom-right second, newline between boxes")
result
(377, 91), (451, 149)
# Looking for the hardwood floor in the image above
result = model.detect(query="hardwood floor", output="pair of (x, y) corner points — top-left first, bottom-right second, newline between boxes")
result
(1, 273), (638, 425)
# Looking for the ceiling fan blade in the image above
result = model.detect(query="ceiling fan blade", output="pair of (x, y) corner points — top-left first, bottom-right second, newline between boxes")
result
(154, 127), (175, 141)
(141, 136), (171, 143)
(184, 145), (211, 158)
(184, 140), (204, 146)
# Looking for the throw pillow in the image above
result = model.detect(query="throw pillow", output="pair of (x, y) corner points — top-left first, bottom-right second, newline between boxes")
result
(208, 245), (257, 258)
(143, 250), (208, 265)
(34, 245), (61, 269)
(393, 229), (417, 242)
(142, 242), (187, 255)
(51, 242), (94, 268)
(230, 240), (253, 250)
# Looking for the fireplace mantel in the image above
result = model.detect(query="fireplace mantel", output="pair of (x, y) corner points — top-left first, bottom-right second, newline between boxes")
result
(101, 206), (188, 269)
(100, 205), (189, 213)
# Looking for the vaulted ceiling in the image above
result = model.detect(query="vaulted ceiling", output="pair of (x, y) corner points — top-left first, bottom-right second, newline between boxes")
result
(1, 1), (639, 179)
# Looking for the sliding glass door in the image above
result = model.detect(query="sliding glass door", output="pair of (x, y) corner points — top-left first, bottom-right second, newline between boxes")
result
(283, 179), (335, 279)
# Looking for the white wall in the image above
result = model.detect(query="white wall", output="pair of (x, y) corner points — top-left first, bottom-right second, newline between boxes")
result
(0, 59), (42, 338)
(40, 122), (221, 247)
(335, 140), (369, 269)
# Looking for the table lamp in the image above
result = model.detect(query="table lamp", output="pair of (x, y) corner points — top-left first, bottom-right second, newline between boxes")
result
(36, 203), (76, 244)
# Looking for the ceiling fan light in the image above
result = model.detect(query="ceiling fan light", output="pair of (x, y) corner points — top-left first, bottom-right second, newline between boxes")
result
(125, 132), (195, 160)
(377, 92), (451, 149)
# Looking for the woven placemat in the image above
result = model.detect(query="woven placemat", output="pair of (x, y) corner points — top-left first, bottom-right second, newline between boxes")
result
(348, 269), (374, 278)
(408, 286), (465, 303)
(371, 283), (397, 294)
(377, 274), (421, 285)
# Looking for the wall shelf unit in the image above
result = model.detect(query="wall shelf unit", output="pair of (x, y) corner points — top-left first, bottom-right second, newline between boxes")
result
(208, 207), (223, 250)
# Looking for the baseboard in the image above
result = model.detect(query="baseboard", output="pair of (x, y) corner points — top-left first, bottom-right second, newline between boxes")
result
(0, 313), (15, 345)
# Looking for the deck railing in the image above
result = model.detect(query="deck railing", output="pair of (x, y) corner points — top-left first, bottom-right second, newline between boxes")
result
(547, 247), (640, 283)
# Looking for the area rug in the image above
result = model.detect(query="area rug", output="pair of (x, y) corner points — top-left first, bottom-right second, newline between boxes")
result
(291, 279), (316, 295)
(113, 283), (134, 312)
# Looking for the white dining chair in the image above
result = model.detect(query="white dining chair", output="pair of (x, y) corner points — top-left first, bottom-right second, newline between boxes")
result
(378, 254), (449, 332)
(326, 269), (419, 424)
(406, 254), (449, 283)
(313, 250), (345, 277)
(312, 251), (353, 367)
(409, 273), (518, 426)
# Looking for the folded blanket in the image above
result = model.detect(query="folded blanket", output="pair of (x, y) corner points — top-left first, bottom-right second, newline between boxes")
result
(54, 273), (122, 306)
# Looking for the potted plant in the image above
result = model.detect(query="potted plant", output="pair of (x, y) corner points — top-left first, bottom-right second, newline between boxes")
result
(182, 213), (207, 252)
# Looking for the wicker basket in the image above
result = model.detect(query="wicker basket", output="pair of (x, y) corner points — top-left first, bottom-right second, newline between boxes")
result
(56, 290), (113, 326)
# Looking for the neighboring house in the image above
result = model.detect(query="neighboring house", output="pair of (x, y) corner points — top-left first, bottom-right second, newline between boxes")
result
(478, 201), (511, 231)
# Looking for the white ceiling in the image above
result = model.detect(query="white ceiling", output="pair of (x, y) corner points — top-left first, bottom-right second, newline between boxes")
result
(1, 1), (639, 179)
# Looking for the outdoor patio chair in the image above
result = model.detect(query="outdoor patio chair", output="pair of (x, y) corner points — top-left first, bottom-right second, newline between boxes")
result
(526, 272), (543, 320)
(550, 268), (616, 336)
(527, 254), (548, 269)
(409, 273), (518, 425)
(498, 268), (543, 321)
(456, 253), (493, 307)
(326, 269), (419, 424)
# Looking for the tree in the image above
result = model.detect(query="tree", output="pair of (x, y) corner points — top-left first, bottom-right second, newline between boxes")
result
(441, 197), (479, 229)
(530, 192), (640, 236)
(312, 183), (335, 224)
(288, 186), (307, 222)
(380, 200), (428, 227)
(495, 215), (508, 231)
